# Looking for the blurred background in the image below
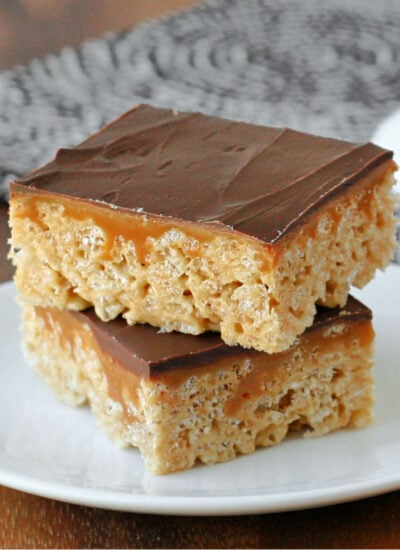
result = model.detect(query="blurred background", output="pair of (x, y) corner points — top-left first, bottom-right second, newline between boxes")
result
(0, 0), (201, 70)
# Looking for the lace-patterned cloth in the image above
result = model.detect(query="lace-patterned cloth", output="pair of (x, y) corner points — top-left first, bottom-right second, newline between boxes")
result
(0, 0), (399, 259)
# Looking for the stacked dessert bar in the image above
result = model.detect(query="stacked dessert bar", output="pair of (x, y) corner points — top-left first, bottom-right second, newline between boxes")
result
(9, 104), (397, 474)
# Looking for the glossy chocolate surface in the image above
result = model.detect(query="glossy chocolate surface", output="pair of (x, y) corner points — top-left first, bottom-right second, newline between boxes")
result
(12, 104), (392, 243)
(73, 296), (371, 377)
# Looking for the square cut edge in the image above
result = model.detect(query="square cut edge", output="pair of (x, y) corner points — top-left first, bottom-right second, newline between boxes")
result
(21, 295), (375, 475)
(9, 103), (398, 352)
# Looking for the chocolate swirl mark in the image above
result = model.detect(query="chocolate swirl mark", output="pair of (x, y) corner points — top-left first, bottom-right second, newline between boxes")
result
(198, 138), (388, 242)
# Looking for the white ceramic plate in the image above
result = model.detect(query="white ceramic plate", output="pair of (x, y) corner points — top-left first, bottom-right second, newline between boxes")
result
(0, 267), (399, 516)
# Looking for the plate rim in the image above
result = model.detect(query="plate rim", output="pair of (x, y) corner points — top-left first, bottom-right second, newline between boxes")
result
(1, 465), (400, 515)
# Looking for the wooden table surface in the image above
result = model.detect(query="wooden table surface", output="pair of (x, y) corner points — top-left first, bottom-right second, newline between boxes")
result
(1, 2), (400, 548)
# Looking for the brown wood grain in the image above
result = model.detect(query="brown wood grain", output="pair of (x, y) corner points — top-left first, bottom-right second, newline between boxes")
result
(1, 1), (400, 547)
(1, 484), (400, 549)
(0, 0), (201, 71)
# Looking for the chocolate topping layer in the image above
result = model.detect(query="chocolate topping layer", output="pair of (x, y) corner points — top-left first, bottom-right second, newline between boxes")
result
(68, 295), (371, 377)
(12, 104), (392, 243)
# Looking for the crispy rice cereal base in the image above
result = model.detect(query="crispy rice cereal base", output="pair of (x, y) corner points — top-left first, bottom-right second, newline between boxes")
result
(21, 302), (374, 475)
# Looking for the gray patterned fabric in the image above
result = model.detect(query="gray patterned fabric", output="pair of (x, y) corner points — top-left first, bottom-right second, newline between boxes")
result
(0, 0), (399, 258)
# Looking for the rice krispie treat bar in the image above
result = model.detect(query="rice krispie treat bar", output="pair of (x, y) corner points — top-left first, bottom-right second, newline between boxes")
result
(9, 104), (397, 352)
(21, 296), (374, 475)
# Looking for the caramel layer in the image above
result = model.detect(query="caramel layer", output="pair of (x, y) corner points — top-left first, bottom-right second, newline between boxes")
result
(223, 318), (374, 416)
(10, 188), (271, 266)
